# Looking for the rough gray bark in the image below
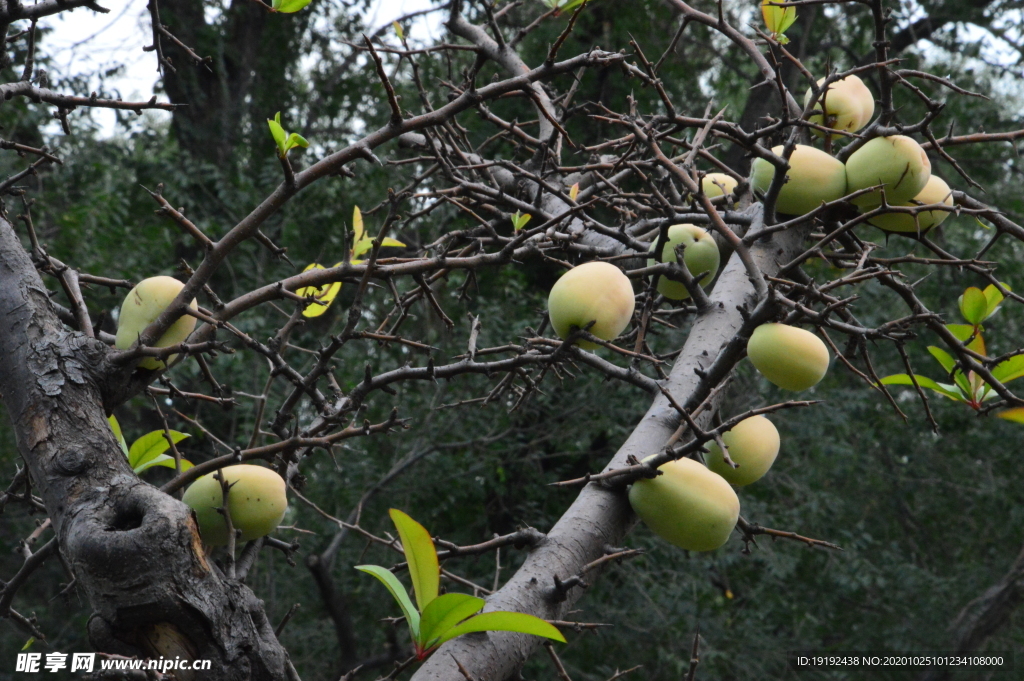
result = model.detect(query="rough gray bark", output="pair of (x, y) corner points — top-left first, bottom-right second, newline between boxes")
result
(0, 216), (291, 680)
(411, 212), (812, 681)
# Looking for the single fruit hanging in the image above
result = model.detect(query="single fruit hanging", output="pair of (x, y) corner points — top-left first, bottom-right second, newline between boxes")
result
(804, 75), (875, 139)
(864, 174), (954, 234)
(751, 145), (848, 216)
(548, 261), (635, 350)
(705, 415), (781, 486)
(845, 135), (931, 209)
(747, 323), (830, 391)
(115, 276), (198, 370)
(647, 224), (721, 301)
(629, 457), (740, 552)
(182, 464), (289, 547)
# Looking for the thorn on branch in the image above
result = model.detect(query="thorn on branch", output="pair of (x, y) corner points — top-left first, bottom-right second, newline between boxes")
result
(548, 573), (588, 603)
(684, 624), (700, 681)
(274, 603), (301, 637)
(546, 1), (587, 66)
(736, 516), (842, 553)
(450, 654), (478, 681)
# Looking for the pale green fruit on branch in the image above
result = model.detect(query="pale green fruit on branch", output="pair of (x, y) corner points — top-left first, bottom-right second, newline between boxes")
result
(647, 224), (721, 301)
(548, 261), (635, 350)
(115, 276), (198, 370)
(804, 75), (874, 138)
(747, 323), (830, 391)
(751, 144), (847, 216)
(845, 135), (931, 208)
(702, 173), (738, 199)
(628, 457), (740, 552)
(705, 415), (780, 486)
(182, 464), (288, 546)
(865, 174), (954, 234)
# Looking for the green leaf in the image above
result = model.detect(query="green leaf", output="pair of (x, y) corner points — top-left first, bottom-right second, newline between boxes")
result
(968, 331), (986, 357)
(284, 132), (309, 151)
(878, 374), (966, 402)
(997, 407), (1024, 423)
(389, 509), (439, 611)
(108, 415), (129, 458)
(927, 346), (956, 374)
(761, 0), (797, 36)
(946, 323), (986, 356)
(557, 0), (587, 11)
(936, 382), (970, 401)
(135, 453), (194, 474)
(128, 429), (190, 469)
(946, 323), (975, 343)
(21, 637), (35, 650)
(993, 355), (1024, 383)
(353, 236), (406, 261)
(296, 263), (342, 318)
(267, 114), (287, 155)
(275, 0), (313, 12)
(951, 369), (974, 400)
(305, 280), (341, 318)
(959, 287), (988, 326)
(355, 565), (420, 638)
(353, 206), (365, 244)
(352, 238), (374, 260)
(969, 370), (985, 397)
(393, 21), (405, 40)
(419, 593), (485, 647)
(511, 211), (532, 231)
(433, 611), (566, 648)
(983, 283), (1009, 320)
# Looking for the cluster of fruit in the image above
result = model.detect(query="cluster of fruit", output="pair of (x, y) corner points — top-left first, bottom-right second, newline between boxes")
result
(113, 73), (937, 553)
(627, 323), (829, 552)
(547, 259), (829, 551)
(113, 278), (289, 548)
(752, 75), (954, 233)
(547, 239), (831, 554)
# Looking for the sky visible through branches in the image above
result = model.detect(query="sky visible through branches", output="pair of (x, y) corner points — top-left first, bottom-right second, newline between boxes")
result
(42, 0), (443, 137)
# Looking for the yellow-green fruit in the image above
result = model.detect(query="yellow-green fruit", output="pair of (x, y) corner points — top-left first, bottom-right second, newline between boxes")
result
(866, 174), (954, 234)
(628, 457), (740, 552)
(804, 75), (874, 138)
(182, 465), (288, 546)
(747, 323), (830, 391)
(702, 173), (738, 199)
(706, 415), (780, 486)
(845, 135), (931, 208)
(751, 145), (847, 216)
(548, 261), (635, 350)
(647, 224), (721, 300)
(115, 276), (198, 370)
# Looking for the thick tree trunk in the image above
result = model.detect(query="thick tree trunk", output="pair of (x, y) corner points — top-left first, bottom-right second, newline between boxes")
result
(0, 217), (291, 680)
(159, 0), (309, 165)
(411, 212), (811, 681)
